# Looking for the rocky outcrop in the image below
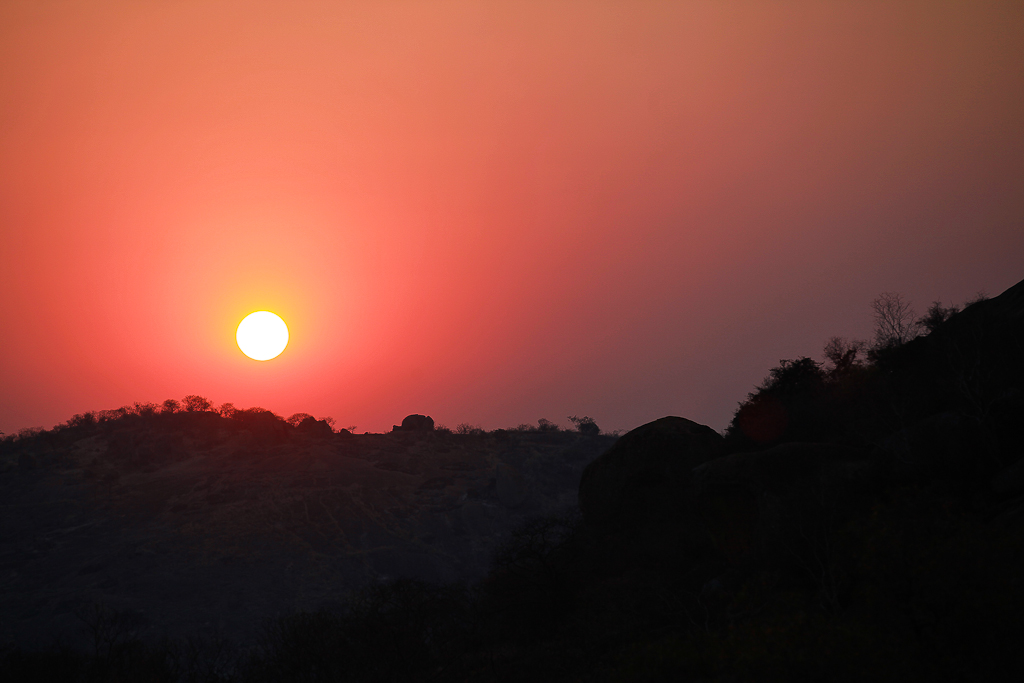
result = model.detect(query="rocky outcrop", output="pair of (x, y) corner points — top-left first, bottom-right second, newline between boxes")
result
(295, 416), (335, 439)
(399, 414), (435, 432)
(233, 409), (290, 443)
(578, 416), (724, 529)
(690, 442), (878, 564)
(878, 411), (989, 482)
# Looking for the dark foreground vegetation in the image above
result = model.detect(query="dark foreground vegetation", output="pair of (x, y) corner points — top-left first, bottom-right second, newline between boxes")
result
(3, 280), (1023, 681)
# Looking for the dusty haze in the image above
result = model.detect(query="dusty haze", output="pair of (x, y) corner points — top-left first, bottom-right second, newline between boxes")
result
(2, 0), (1022, 435)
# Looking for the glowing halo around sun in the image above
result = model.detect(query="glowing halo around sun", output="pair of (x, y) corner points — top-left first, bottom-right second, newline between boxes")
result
(236, 311), (289, 361)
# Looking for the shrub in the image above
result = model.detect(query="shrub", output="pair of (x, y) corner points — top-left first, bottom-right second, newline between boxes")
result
(568, 415), (600, 436)
(537, 418), (560, 432)
(484, 514), (581, 642)
(917, 301), (960, 334)
(727, 357), (828, 446)
(16, 427), (44, 441)
(97, 408), (127, 423)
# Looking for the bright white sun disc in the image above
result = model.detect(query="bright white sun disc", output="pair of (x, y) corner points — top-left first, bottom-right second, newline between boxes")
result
(236, 311), (289, 361)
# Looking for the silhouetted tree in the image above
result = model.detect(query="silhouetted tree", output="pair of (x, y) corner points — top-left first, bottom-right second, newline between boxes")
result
(822, 336), (866, 375)
(16, 427), (44, 440)
(97, 408), (126, 423)
(160, 399), (180, 414)
(537, 418), (559, 432)
(568, 415), (600, 436)
(181, 395), (213, 412)
(728, 357), (828, 446)
(871, 292), (919, 350)
(285, 412), (314, 427)
(66, 412), (97, 429)
(130, 401), (157, 417)
(917, 301), (960, 334)
(760, 357), (825, 396)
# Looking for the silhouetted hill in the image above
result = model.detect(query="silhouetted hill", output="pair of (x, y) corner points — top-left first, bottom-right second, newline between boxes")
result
(3, 278), (1024, 682)
(725, 278), (1024, 460)
(0, 412), (614, 652)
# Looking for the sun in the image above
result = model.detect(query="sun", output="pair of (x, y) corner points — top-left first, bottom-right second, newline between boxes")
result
(236, 311), (289, 361)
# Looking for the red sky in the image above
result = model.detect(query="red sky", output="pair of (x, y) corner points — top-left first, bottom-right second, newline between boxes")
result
(2, 1), (1022, 436)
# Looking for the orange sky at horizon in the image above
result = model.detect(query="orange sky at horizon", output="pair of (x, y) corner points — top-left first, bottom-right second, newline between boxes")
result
(2, 1), (1023, 436)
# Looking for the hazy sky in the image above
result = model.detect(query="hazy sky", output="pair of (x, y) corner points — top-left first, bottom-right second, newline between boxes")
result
(2, 1), (1022, 436)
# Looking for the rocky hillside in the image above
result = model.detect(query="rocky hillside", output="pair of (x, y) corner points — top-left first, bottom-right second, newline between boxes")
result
(0, 414), (613, 650)
(3, 277), (1023, 682)
(557, 277), (1024, 682)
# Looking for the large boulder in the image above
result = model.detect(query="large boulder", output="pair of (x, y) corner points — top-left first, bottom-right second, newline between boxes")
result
(233, 409), (290, 443)
(579, 416), (724, 529)
(878, 411), (992, 484)
(993, 455), (1024, 497)
(400, 414), (435, 432)
(295, 416), (334, 439)
(690, 442), (878, 565)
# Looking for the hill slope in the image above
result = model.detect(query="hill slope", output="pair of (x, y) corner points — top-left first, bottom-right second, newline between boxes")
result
(0, 416), (613, 649)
